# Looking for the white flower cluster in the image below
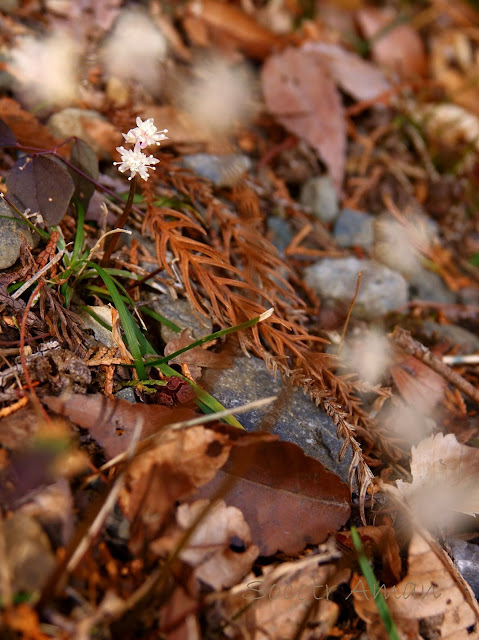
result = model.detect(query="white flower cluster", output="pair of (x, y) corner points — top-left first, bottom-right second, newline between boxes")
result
(114, 117), (168, 181)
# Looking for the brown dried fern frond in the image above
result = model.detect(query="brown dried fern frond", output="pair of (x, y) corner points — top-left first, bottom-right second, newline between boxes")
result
(140, 166), (402, 506)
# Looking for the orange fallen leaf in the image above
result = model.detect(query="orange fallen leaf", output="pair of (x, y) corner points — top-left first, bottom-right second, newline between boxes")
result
(182, 0), (289, 60)
(0, 97), (64, 153)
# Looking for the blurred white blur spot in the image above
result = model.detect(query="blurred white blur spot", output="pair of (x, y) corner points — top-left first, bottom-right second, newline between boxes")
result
(341, 329), (391, 385)
(178, 57), (258, 135)
(382, 402), (434, 445)
(374, 213), (436, 278)
(100, 10), (167, 95)
(9, 31), (80, 109)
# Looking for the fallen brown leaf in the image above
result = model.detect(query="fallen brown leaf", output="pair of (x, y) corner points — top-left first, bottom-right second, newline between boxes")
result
(218, 540), (350, 640)
(151, 499), (259, 590)
(262, 46), (346, 194)
(356, 7), (427, 78)
(164, 328), (233, 379)
(119, 426), (233, 544)
(0, 97), (63, 153)
(182, 0), (289, 60)
(43, 393), (196, 459)
(352, 531), (479, 639)
(197, 439), (351, 555)
(303, 42), (391, 102)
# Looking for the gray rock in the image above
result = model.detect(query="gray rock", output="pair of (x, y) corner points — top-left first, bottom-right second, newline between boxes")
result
(300, 175), (339, 223)
(449, 539), (479, 599)
(0, 199), (35, 269)
(304, 257), (408, 320)
(333, 208), (374, 249)
(267, 216), (294, 254)
(181, 154), (251, 187)
(421, 321), (479, 353)
(151, 295), (213, 345)
(114, 387), (137, 403)
(201, 356), (353, 484)
(408, 268), (456, 304)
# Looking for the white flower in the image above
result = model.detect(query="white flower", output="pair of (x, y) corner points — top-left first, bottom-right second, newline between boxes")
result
(122, 117), (168, 149)
(114, 141), (159, 181)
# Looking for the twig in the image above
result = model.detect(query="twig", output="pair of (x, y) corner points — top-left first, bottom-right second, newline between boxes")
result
(92, 395), (277, 477)
(390, 326), (479, 405)
(11, 249), (66, 300)
(338, 270), (363, 356)
(20, 281), (50, 421)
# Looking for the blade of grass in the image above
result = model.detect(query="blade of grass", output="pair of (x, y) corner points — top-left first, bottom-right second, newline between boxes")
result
(87, 262), (146, 378)
(350, 526), (400, 640)
(144, 308), (274, 367)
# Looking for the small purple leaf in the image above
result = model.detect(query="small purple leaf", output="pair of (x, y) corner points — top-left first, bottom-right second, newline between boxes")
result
(0, 119), (17, 147)
(6, 154), (75, 226)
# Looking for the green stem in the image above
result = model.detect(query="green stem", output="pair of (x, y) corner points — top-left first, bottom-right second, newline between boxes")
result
(100, 177), (136, 267)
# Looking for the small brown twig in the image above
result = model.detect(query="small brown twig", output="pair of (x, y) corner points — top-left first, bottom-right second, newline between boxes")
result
(20, 281), (50, 421)
(338, 270), (363, 356)
(390, 326), (479, 405)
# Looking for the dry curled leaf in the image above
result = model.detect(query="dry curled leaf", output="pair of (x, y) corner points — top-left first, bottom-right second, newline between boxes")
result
(219, 540), (350, 640)
(197, 439), (351, 555)
(352, 532), (479, 640)
(262, 46), (345, 194)
(151, 499), (259, 590)
(119, 426), (233, 544)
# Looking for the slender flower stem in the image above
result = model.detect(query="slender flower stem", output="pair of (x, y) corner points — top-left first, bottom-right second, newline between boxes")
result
(100, 177), (136, 267)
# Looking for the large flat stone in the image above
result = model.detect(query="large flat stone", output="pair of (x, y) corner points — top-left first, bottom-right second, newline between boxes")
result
(201, 356), (352, 484)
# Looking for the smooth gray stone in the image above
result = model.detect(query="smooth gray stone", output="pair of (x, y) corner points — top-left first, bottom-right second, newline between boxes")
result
(334, 208), (374, 249)
(300, 175), (339, 223)
(408, 268), (456, 304)
(0, 199), (35, 269)
(181, 154), (251, 187)
(202, 356), (353, 484)
(304, 257), (408, 320)
(151, 295), (213, 345)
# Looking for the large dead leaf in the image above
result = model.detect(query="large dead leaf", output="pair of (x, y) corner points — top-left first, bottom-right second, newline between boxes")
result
(262, 46), (345, 194)
(356, 7), (427, 79)
(197, 439), (350, 555)
(390, 355), (446, 414)
(396, 433), (479, 528)
(303, 42), (391, 102)
(119, 426), (234, 544)
(352, 532), (479, 640)
(218, 539), (350, 640)
(43, 393), (196, 459)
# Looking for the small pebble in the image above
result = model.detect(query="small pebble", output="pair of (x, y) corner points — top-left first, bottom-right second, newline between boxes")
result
(300, 175), (339, 223)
